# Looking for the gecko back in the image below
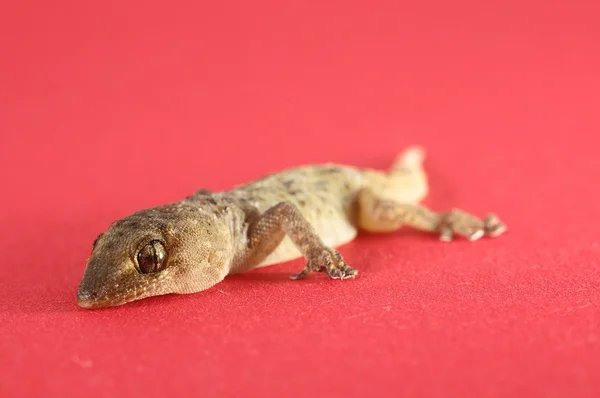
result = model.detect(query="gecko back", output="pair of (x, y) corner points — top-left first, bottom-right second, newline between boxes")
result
(224, 147), (429, 267)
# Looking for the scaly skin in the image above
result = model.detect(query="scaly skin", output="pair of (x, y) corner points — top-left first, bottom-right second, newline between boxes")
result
(77, 147), (506, 309)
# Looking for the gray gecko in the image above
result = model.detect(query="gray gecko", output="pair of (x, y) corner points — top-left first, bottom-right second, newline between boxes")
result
(77, 146), (506, 309)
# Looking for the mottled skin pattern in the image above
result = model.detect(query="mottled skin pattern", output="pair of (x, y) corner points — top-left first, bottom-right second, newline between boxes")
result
(77, 147), (506, 309)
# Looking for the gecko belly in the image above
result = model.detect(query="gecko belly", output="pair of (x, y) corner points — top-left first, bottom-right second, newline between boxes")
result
(256, 223), (358, 267)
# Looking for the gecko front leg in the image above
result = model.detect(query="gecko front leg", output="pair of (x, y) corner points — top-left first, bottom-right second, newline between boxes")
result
(240, 202), (358, 280)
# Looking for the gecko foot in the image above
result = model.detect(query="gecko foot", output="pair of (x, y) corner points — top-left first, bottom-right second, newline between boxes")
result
(484, 213), (507, 237)
(439, 210), (507, 242)
(290, 248), (358, 280)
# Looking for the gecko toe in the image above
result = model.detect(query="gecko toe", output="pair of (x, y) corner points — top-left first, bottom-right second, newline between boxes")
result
(290, 269), (310, 280)
(467, 229), (485, 241)
(291, 248), (357, 281)
(326, 261), (358, 280)
(340, 267), (358, 280)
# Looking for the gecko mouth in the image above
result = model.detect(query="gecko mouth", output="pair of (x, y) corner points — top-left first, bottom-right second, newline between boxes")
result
(76, 280), (165, 309)
(76, 290), (144, 309)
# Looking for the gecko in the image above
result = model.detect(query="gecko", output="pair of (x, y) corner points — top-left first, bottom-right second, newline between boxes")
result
(76, 146), (506, 309)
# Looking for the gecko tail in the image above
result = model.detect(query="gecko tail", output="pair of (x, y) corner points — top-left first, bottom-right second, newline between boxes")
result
(361, 145), (429, 203)
(391, 145), (426, 173)
(376, 145), (428, 203)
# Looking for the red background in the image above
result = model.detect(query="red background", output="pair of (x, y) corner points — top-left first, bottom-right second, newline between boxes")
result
(1, 1), (599, 397)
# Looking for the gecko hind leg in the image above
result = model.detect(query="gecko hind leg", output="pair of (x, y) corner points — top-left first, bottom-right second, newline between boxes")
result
(243, 202), (358, 280)
(357, 188), (506, 241)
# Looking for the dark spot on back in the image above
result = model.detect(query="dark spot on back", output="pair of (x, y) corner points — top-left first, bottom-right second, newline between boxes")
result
(125, 219), (140, 228)
(319, 167), (340, 174)
(314, 180), (329, 189)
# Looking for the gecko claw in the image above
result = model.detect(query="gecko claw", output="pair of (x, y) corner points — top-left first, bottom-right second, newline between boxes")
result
(340, 268), (359, 280)
(326, 265), (358, 280)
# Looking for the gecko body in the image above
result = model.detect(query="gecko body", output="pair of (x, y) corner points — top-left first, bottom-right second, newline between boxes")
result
(77, 147), (506, 308)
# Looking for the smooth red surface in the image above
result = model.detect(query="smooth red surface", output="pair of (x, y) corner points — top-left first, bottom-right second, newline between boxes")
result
(1, 1), (599, 397)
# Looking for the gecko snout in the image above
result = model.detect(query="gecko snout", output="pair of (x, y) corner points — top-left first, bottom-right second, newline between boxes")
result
(76, 289), (99, 309)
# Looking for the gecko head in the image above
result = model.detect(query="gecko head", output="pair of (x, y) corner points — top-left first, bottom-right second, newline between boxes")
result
(76, 204), (233, 309)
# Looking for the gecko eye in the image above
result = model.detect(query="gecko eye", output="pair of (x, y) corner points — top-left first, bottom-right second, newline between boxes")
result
(136, 240), (168, 274)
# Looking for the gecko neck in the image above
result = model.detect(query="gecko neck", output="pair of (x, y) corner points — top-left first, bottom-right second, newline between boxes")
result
(181, 191), (252, 274)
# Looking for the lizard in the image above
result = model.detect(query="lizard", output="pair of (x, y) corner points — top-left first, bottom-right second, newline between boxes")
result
(76, 146), (506, 309)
